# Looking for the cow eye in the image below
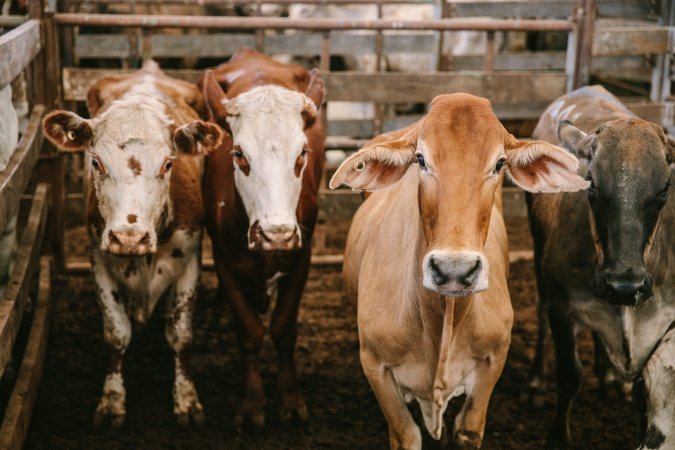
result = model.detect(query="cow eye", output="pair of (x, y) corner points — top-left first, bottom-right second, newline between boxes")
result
(658, 181), (670, 199)
(91, 157), (103, 172)
(415, 153), (426, 170)
(301, 146), (309, 157)
(164, 160), (173, 172)
(586, 176), (597, 195)
(494, 157), (506, 173)
(232, 146), (245, 160)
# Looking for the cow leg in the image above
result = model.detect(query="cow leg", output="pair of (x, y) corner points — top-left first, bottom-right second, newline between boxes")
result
(215, 255), (266, 427)
(92, 253), (131, 428)
(547, 302), (582, 449)
(525, 195), (548, 408)
(593, 332), (630, 400)
(270, 248), (310, 422)
(361, 348), (422, 450)
(165, 255), (204, 427)
(454, 346), (509, 449)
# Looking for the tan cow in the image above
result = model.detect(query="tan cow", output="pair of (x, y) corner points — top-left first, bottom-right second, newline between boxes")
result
(43, 61), (222, 427)
(330, 94), (588, 449)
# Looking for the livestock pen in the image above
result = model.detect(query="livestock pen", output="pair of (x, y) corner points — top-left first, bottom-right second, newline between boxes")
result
(0, 0), (672, 448)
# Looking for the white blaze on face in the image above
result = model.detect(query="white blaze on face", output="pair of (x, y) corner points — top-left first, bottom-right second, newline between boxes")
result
(226, 85), (311, 247)
(89, 81), (175, 254)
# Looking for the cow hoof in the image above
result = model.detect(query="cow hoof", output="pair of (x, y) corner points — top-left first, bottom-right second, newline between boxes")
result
(175, 400), (205, 427)
(279, 392), (309, 423)
(454, 430), (481, 449)
(279, 403), (309, 423)
(545, 434), (571, 449)
(234, 411), (265, 429)
(93, 410), (125, 428)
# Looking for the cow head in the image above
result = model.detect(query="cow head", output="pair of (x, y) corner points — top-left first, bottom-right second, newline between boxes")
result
(558, 117), (673, 305)
(331, 94), (588, 297)
(43, 96), (222, 256)
(202, 69), (324, 251)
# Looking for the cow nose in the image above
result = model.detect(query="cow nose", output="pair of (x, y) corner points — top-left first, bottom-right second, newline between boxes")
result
(260, 225), (300, 251)
(424, 251), (487, 295)
(603, 272), (652, 305)
(107, 230), (152, 255)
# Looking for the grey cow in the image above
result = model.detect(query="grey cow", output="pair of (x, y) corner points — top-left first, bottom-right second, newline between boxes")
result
(526, 85), (674, 448)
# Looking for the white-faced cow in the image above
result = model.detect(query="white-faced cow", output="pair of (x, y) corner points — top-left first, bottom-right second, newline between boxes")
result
(330, 93), (588, 450)
(526, 85), (674, 448)
(42, 60), (223, 427)
(198, 48), (325, 426)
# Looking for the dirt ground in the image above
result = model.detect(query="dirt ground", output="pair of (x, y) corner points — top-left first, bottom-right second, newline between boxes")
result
(24, 217), (637, 450)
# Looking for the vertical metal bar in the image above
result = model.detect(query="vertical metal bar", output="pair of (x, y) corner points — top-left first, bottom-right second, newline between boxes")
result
(572, 0), (595, 90)
(320, 31), (330, 133)
(126, 0), (139, 67)
(141, 27), (152, 60)
(374, 1), (384, 136)
(255, 0), (265, 52)
(483, 30), (495, 72)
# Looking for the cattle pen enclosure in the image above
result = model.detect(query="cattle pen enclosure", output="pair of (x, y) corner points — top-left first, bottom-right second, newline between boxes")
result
(0, 0), (673, 449)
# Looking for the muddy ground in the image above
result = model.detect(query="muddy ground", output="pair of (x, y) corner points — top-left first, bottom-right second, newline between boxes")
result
(24, 217), (636, 450)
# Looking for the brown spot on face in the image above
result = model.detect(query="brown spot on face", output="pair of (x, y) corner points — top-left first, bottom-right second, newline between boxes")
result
(127, 214), (137, 224)
(128, 156), (142, 176)
(171, 248), (185, 258)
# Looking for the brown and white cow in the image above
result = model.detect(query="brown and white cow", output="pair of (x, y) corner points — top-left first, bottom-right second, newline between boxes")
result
(330, 94), (587, 449)
(43, 60), (223, 427)
(526, 85), (674, 448)
(198, 48), (325, 426)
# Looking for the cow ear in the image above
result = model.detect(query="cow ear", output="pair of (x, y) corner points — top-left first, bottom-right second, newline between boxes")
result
(558, 120), (595, 161)
(302, 69), (324, 129)
(505, 138), (590, 193)
(667, 136), (675, 170)
(200, 70), (231, 133)
(173, 120), (224, 156)
(329, 138), (416, 191)
(42, 110), (93, 152)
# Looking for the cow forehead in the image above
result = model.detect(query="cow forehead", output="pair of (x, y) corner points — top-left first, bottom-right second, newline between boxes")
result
(91, 94), (174, 166)
(420, 94), (506, 163)
(229, 85), (308, 157)
(594, 119), (670, 182)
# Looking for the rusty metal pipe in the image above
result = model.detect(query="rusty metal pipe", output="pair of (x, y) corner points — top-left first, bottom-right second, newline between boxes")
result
(54, 14), (574, 32)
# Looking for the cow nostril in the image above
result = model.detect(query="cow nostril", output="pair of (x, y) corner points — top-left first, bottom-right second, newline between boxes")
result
(429, 257), (449, 285)
(462, 259), (482, 285)
(109, 231), (121, 245)
(139, 233), (150, 246)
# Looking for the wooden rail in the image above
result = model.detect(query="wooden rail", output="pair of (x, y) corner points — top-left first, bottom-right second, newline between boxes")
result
(0, 183), (50, 380)
(0, 20), (41, 88)
(0, 256), (51, 450)
(0, 106), (45, 236)
(54, 14), (575, 31)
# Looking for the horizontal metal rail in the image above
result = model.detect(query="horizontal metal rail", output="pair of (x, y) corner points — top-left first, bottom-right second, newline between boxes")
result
(67, 0), (434, 3)
(54, 13), (575, 31)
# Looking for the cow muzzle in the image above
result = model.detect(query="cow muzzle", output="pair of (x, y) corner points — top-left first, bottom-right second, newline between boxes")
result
(594, 268), (652, 306)
(248, 221), (301, 251)
(423, 250), (489, 296)
(105, 228), (155, 255)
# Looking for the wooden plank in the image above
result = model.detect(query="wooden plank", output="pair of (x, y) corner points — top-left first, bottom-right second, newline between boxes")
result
(0, 183), (50, 379)
(0, 256), (51, 450)
(324, 72), (566, 103)
(0, 20), (41, 88)
(62, 68), (567, 104)
(452, 0), (653, 19)
(0, 106), (45, 236)
(593, 27), (668, 56)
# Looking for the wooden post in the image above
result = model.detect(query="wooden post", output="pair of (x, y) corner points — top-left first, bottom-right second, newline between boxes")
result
(30, 0), (67, 272)
(572, 0), (595, 89)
